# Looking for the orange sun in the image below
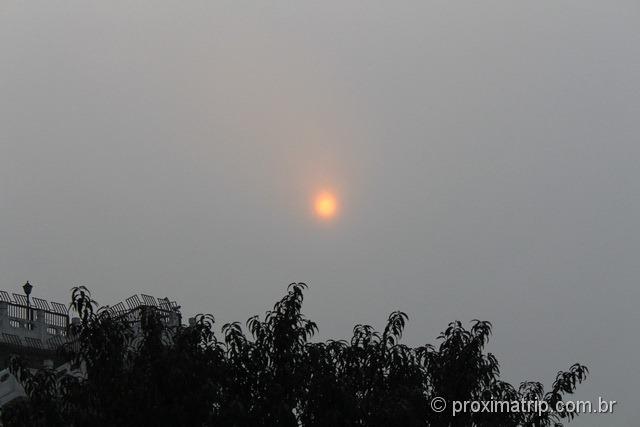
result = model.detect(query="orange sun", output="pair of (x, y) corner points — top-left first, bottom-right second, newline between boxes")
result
(314, 192), (338, 220)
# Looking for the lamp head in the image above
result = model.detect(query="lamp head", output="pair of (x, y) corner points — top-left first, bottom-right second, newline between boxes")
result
(23, 281), (33, 296)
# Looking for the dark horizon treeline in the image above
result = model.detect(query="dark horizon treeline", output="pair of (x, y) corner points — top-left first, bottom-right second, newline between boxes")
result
(3, 283), (587, 427)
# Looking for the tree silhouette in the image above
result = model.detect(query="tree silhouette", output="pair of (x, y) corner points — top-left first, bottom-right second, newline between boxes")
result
(2, 283), (588, 427)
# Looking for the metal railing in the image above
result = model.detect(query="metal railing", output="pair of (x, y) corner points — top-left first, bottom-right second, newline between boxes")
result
(0, 291), (70, 350)
(108, 294), (181, 327)
(0, 291), (181, 351)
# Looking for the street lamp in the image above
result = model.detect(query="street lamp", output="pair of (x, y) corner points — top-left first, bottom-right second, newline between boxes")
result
(23, 281), (33, 324)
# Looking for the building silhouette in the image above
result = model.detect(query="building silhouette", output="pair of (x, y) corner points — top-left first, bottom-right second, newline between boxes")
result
(0, 284), (181, 409)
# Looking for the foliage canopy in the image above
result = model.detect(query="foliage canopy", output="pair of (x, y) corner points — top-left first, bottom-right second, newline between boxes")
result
(3, 283), (587, 426)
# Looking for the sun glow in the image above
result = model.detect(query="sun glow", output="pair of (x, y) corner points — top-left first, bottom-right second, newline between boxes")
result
(314, 192), (338, 220)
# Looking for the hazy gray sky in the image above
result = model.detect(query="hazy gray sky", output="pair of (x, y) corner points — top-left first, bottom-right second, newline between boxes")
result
(2, 1), (639, 424)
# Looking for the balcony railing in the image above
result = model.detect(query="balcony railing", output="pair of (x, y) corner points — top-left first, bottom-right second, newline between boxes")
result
(0, 291), (69, 351)
(108, 294), (181, 327)
(0, 291), (181, 352)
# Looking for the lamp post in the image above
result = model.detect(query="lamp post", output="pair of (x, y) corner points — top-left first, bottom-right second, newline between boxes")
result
(23, 281), (33, 325)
